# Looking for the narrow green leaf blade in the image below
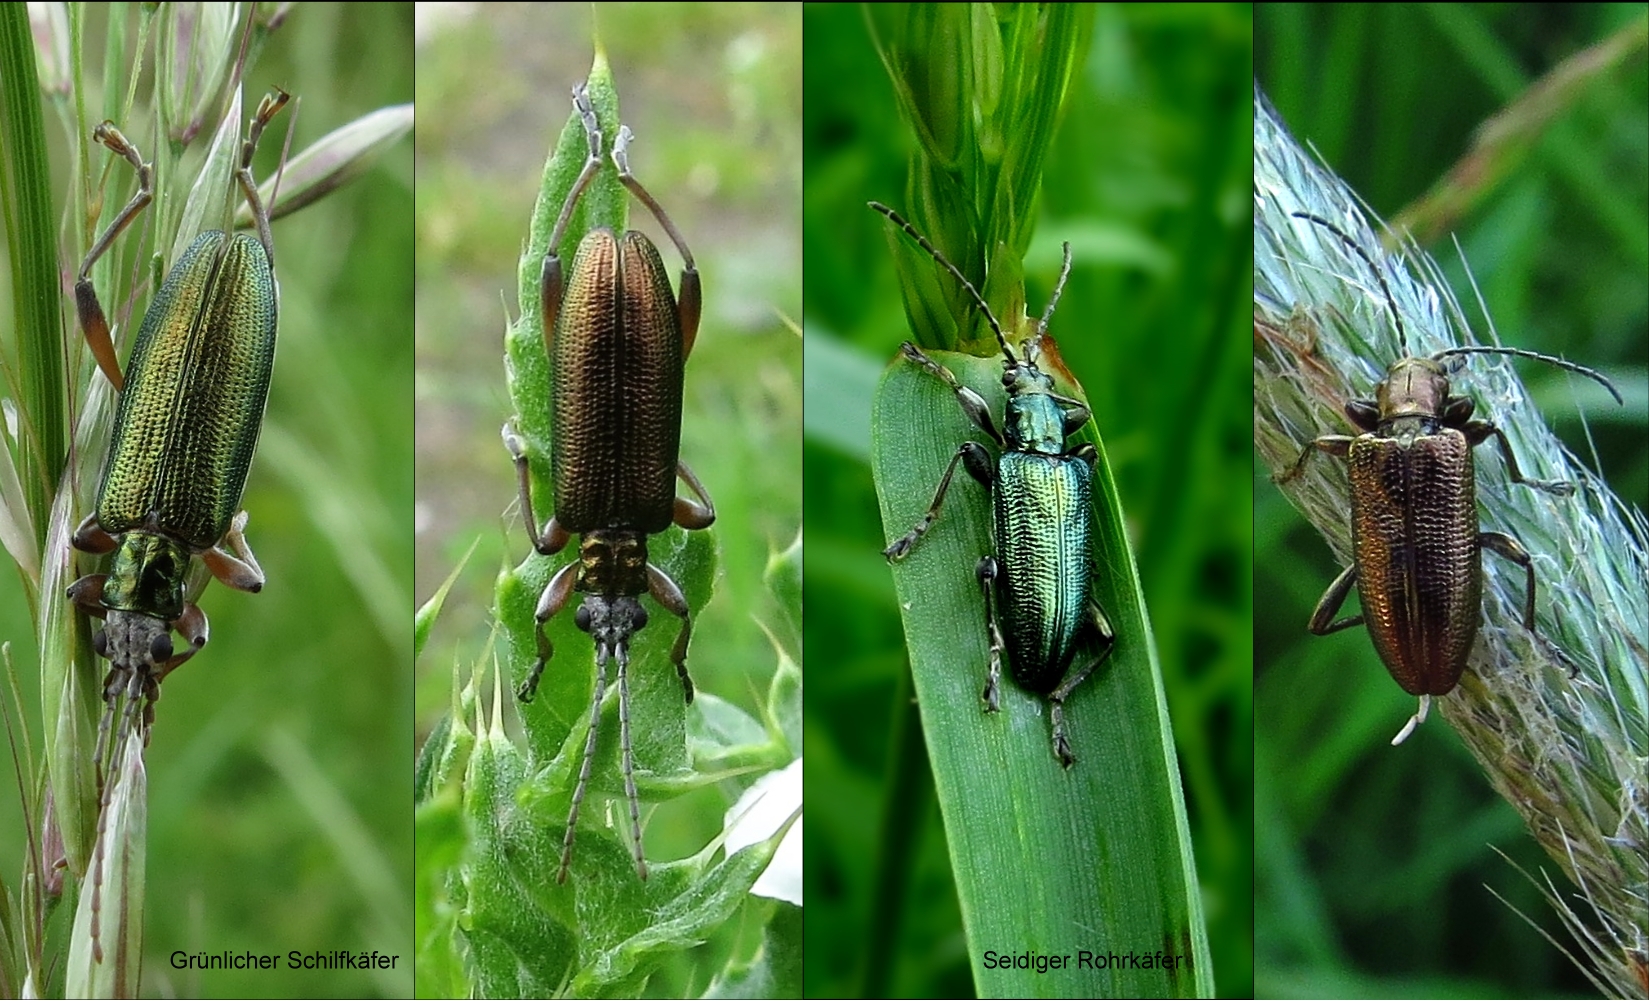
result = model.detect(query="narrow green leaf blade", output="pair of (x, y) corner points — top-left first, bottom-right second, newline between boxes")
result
(872, 348), (1212, 997)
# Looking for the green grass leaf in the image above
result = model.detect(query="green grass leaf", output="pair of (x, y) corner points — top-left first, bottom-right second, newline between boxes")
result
(872, 348), (1212, 997)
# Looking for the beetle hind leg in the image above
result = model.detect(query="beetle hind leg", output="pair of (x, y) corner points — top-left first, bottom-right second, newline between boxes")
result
(75, 122), (154, 391)
(1047, 598), (1117, 768)
(976, 557), (1004, 713)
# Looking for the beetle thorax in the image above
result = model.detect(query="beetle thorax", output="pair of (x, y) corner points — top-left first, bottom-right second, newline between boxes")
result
(1376, 357), (1451, 423)
(102, 530), (190, 620)
(1003, 365), (1065, 454)
(576, 529), (650, 596)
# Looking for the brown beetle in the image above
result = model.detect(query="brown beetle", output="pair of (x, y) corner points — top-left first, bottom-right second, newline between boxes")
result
(504, 82), (714, 882)
(1275, 213), (1621, 744)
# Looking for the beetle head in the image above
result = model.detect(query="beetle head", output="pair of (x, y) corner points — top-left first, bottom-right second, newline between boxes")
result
(575, 595), (649, 667)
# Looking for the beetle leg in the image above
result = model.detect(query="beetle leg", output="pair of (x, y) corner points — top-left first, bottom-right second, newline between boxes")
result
(1036, 242), (1074, 334)
(1480, 531), (1537, 632)
(234, 90), (289, 266)
(558, 640), (610, 884)
(1053, 394), (1091, 436)
(976, 556), (1005, 713)
(202, 511), (265, 593)
(883, 442), (993, 561)
(673, 459), (716, 530)
(67, 574), (110, 616)
(503, 423), (572, 555)
(71, 515), (118, 555)
(154, 604), (209, 686)
(1275, 435), (1353, 484)
(519, 562), (579, 703)
(1307, 564), (1364, 634)
(1048, 598), (1117, 768)
(1465, 420), (1574, 496)
(612, 122), (701, 357)
(897, 342), (1006, 446)
(646, 563), (696, 703)
(1390, 695), (1431, 746)
(541, 83), (608, 347)
(75, 123), (154, 391)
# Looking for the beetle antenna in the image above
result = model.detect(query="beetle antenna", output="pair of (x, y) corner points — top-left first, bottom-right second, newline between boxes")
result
(1291, 212), (1409, 356)
(1037, 242), (1073, 336)
(869, 201), (1016, 366)
(1433, 346), (1623, 405)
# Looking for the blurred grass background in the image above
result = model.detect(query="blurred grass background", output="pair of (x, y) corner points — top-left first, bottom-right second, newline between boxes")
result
(413, 5), (801, 986)
(1256, 4), (1648, 998)
(0, 3), (413, 997)
(803, 4), (1253, 997)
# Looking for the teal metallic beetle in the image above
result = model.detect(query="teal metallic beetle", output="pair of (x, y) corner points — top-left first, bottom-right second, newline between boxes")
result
(875, 203), (1114, 767)
(67, 91), (289, 747)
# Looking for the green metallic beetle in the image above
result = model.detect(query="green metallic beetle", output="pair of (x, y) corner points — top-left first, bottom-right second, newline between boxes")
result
(875, 203), (1115, 767)
(67, 91), (289, 749)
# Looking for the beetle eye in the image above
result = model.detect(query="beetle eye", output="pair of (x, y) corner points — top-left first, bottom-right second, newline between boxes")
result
(150, 633), (173, 663)
(93, 630), (108, 658)
(632, 606), (648, 630)
(575, 605), (592, 632)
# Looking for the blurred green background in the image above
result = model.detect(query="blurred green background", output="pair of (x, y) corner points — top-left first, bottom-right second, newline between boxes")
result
(1256, 4), (1648, 998)
(0, 3), (413, 997)
(803, 4), (1253, 997)
(413, 3), (801, 987)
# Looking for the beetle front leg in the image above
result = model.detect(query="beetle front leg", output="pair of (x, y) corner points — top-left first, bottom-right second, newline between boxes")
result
(68, 574), (110, 617)
(75, 123), (154, 391)
(673, 459), (716, 530)
(647, 563), (696, 703)
(202, 511), (265, 593)
(883, 442), (993, 560)
(1465, 420), (1574, 496)
(1047, 597), (1117, 768)
(519, 563), (578, 703)
(1480, 531), (1537, 632)
(503, 423), (572, 556)
(155, 604), (209, 686)
(1307, 564), (1363, 635)
(1275, 434), (1353, 484)
(976, 556), (1005, 713)
(897, 342), (1005, 446)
